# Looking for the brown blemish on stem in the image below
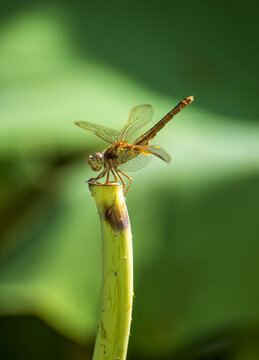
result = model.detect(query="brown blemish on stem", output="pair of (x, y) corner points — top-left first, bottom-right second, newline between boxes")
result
(102, 201), (130, 231)
(101, 320), (107, 339)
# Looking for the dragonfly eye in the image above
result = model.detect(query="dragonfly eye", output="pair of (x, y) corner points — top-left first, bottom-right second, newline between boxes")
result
(88, 152), (104, 171)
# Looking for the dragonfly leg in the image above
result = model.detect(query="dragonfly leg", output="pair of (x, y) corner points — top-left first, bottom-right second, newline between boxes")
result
(105, 170), (110, 184)
(117, 169), (132, 196)
(110, 169), (118, 183)
(115, 168), (126, 194)
(89, 168), (107, 183)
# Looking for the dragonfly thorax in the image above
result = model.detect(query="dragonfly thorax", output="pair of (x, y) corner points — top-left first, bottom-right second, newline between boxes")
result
(88, 152), (104, 171)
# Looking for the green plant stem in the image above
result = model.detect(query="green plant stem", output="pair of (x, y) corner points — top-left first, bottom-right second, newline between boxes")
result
(89, 183), (133, 360)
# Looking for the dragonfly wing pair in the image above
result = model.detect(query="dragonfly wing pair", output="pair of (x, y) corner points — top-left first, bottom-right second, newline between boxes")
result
(117, 104), (153, 142)
(118, 145), (171, 172)
(76, 104), (153, 144)
(76, 105), (171, 172)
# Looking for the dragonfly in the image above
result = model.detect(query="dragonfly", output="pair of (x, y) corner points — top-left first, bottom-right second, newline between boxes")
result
(75, 96), (194, 195)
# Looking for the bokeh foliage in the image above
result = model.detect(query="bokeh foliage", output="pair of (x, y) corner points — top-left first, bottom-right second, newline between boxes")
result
(0, 1), (259, 359)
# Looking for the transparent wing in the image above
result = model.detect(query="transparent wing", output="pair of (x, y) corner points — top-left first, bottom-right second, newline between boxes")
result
(145, 145), (171, 163)
(118, 154), (152, 172)
(75, 121), (119, 144)
(118, 105), (153, 143)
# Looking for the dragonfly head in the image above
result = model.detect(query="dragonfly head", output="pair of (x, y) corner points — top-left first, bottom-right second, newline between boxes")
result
(88, 152), (104, 171)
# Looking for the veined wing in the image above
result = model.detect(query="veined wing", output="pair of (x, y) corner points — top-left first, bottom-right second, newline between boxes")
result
(75, 121), (119, 144)
(145, 145), (171, 163)
(117, 144), (171, 173)
(118, 105), (153, 143)
(118, 154), (152, 172)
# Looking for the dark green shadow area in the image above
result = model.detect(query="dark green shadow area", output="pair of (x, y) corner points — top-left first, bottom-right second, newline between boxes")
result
(0, 0), (258, 120)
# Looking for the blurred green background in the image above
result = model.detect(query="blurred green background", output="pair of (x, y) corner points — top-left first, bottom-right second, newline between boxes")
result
(0, 1), (259, 359)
